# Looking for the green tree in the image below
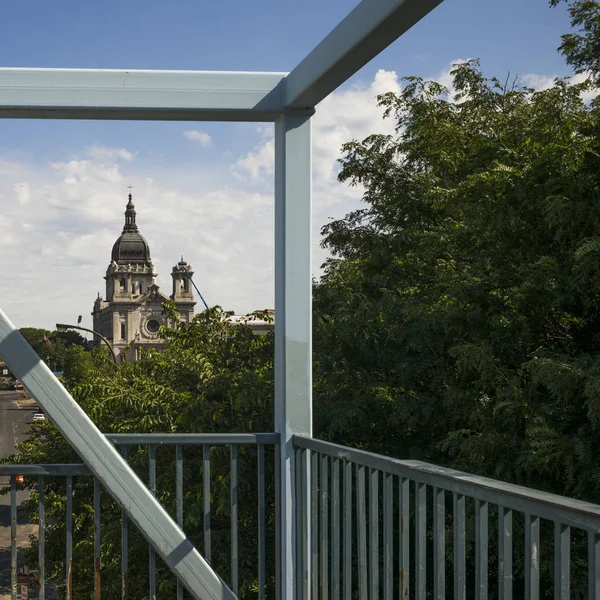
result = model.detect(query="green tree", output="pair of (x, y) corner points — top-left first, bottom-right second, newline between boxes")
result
(16, 327), (87, 373)
(313, 58), (600, 500)
(9, 305), (275, 599)
(309, 49), (600, 596)
(551, 0), (600, 85)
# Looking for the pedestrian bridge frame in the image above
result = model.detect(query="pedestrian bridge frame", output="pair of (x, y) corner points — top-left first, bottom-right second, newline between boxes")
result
(6, 1), (596, 599)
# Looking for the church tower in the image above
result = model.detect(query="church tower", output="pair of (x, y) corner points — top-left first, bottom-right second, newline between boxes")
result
(171, 258), (196, 325)
(105, 194), (156, 302)
(92, 193), (195, 361)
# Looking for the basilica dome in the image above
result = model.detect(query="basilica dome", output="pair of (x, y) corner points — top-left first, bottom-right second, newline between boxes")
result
(111, 194), (151, 263)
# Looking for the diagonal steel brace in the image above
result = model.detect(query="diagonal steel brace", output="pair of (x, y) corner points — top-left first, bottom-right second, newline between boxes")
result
(0, 309), (236, 600)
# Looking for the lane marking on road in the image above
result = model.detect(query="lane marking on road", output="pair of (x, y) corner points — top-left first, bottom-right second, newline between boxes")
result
(12, 421), (18, 451)
(11, 403), (32, 448)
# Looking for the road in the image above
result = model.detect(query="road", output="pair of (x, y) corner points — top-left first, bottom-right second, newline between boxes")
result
(0, 390), (42, 599)
(0, 388), (35, 463)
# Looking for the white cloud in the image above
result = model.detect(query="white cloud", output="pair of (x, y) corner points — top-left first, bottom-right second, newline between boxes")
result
(2, 61), (588, 331)
(0, 68), (423, 328)
(87, 146), (134, 161)
(184, 130), (212, 146)
(231, 68), (404, 272)
(520, 70), (599, 104)
(0, 159), (28, 177)
(0, 145), (274, 329)
(12, 183), (30, 205)
(231, 139), (274, 183)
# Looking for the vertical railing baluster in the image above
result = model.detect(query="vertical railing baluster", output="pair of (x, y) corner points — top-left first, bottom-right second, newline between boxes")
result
(10, 476), (16, 600)
(554, 522), (570, 600)
(524, 514), (539, 600)
(295, 447), (303, 600)
(176, 444), (183, 600)
(203, 444), (211, 563)
(453, 493), (466, 600)
(258, 444), (266, 600)
(274, 443), (281, 600)
(369, 468), (379, 600)
(311, 451), (319, 600)
(384, 473), (393, 600)
(321, 454), (329, 600)
(301, 448), (310, 596)
(93, 477), (100, 600)
(498, 506), (513, 600)
(475, 499), (488, 600)
(399, 476), (410, 600)
(149, 445), (156, 600)
(120, 446), (129, 600)
(231, 445), (238, 596)
(416, 481), (426, 600)
(357, 464), (368, 600)
(588, 532), (600, 600)
(344, 460), (352, 600)
(434, 487), (446, 600)
(39, 476), (45, 600)
(332, 458), (341, 598)
(66, 476), (73, 600)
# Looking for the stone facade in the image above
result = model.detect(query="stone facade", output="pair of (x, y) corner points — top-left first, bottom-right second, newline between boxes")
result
(92, 194), (195, 361)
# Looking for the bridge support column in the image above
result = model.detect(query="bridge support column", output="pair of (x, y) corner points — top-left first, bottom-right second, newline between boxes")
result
(274, 112), (312, 599)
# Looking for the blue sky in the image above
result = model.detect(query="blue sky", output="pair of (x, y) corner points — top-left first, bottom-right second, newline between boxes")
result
(0, 0), (582, 329)
(0, 1), (571, 73)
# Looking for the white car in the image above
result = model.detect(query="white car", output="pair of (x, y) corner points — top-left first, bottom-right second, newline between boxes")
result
(32, 413), (45, 422)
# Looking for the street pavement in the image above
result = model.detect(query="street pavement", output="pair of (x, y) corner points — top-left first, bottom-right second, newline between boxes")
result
(0, 390), (43, 599)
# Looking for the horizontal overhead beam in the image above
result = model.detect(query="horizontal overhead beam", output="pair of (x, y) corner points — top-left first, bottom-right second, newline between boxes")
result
(0, 68), (287, 121)
(284, 0), (443, 109)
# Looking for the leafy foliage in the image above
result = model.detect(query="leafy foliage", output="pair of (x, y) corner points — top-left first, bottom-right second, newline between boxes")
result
(313, 57), (600, 506)
(15, 327), (87, 373)
(7, 305), (275, 599)
(551, 0), (600, 86)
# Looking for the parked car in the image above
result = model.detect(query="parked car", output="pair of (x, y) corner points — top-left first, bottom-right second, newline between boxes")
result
(32, 413), (45, 422)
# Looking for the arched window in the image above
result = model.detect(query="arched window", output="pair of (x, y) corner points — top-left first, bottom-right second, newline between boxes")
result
(119, 278), (126, 293)
(181, 278), (188, 292)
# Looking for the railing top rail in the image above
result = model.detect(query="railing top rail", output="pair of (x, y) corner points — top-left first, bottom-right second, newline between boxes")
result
(105, 432), (280, 445)
(0, 464), (90, 476)
(0, 434), (279, 476)
(293, 435), (600, 532)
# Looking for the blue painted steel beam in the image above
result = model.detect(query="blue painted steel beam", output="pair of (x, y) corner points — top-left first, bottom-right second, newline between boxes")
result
(274, 113), (313, 599)
(106, 433), (280, 445)
(284, 0), (443, 109)
(0, 68), (286, 121)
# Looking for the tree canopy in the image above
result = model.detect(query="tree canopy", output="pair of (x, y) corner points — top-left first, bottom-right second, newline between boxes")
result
(9, 306), (276, 598)
(313, 55), (600, 499)
(14, 327), (87, 374)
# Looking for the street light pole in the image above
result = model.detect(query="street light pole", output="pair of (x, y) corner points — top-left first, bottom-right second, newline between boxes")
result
(55, 323), (119, 365)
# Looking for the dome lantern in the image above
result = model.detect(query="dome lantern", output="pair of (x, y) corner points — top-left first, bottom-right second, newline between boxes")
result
(110, 194), (151, 263)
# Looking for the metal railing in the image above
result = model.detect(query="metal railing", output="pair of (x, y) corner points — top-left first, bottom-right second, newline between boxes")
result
(0, 433), (279, 600)
(5, 432), (600, 599)
(293, 435), (600, 600)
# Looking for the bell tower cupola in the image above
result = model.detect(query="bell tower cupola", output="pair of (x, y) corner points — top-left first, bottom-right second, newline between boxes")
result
(104, 193), (156, 302)
(171, 257), (195, 301)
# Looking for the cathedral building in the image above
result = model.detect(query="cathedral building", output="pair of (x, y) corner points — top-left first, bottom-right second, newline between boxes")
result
(92, 194), (195, 361)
